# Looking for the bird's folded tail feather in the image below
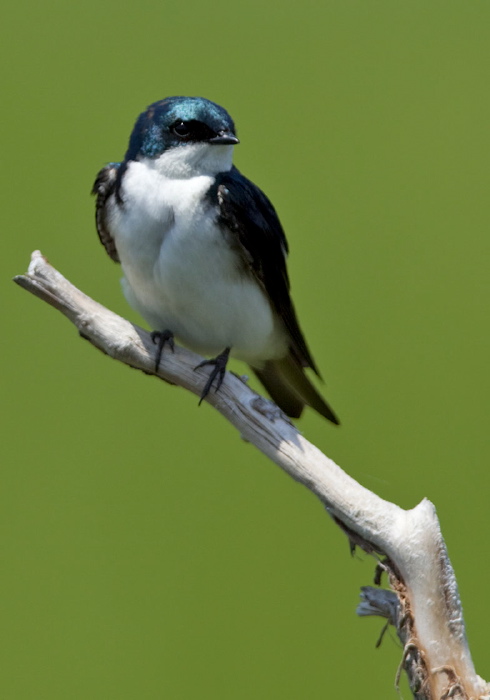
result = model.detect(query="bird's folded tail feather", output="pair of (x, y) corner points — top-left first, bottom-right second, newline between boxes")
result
(253, 355), (340, 424)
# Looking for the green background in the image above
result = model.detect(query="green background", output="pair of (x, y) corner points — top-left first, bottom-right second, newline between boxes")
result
(2, 1), (489, 697)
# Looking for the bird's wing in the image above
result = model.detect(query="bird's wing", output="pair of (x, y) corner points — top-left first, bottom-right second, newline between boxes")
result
(208, 167), (319, 374)
(92, 163), (121, 263)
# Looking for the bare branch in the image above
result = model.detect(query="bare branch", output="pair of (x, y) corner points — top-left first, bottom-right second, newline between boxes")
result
(14, 251), (489, 700)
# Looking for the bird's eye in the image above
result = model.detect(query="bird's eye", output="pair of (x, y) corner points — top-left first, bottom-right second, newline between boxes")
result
(171, 121), (191, 138)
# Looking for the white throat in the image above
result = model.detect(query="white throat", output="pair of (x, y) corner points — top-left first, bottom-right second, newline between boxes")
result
(142, 142), (235, 179)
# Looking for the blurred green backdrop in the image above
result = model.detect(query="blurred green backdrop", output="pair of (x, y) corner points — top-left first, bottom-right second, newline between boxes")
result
(2, 1), (489, 697)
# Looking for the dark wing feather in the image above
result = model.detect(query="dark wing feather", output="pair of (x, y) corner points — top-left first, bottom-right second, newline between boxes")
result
(209, 166), (319, 374)
(92, 163), (121, 263)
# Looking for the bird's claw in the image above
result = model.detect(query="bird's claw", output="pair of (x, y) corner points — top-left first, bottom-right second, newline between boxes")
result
(194, 347), (231, 404)
(151, 329), (175, 372)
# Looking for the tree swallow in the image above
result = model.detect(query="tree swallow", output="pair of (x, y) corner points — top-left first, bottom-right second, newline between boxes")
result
(92, 96), (339, 424)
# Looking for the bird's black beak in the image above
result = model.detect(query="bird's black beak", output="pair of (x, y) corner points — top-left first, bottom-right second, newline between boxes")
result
(209, 131), (240, 145)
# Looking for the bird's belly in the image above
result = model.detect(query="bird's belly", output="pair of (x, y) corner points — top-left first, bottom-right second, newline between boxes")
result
(122, 221), (287, 365)
(110, 165), (288, 365)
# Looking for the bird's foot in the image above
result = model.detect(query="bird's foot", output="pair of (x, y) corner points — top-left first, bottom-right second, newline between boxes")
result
(150, 329), (175, 371)
(194, 347), (231, 404)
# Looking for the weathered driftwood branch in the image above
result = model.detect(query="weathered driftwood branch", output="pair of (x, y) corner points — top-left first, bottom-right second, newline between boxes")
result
(14, 251), (489, 700)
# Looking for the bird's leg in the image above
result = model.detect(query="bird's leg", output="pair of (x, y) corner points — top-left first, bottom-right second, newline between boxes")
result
(150, 329), (175, 372)
(194, 347), (231, 404)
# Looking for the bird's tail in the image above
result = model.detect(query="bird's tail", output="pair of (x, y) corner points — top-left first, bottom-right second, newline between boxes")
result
(253, 355), (340, 424)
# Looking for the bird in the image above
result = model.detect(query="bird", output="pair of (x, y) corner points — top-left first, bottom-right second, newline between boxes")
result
(92, 96), (339, 424)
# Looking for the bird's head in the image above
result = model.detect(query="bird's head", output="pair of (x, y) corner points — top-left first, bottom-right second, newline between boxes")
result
(123, 96), (239, 176)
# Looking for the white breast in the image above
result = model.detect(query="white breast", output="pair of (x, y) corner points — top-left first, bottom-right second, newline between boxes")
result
(106, 149), (287, 366)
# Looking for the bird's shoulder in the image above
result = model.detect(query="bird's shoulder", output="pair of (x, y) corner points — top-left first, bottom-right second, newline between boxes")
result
(207, 166), (289, 286)
(92, 162), (121, 263)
